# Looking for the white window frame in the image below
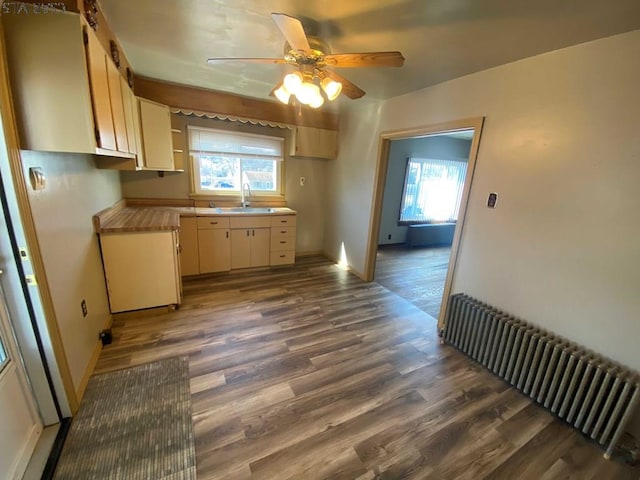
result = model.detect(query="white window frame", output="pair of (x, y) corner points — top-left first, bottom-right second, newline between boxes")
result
(189, 126), (284, 197)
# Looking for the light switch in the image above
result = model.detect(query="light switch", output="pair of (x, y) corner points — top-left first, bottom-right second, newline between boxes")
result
(487, 192), (498, 208)
(299, 176), (305, 187)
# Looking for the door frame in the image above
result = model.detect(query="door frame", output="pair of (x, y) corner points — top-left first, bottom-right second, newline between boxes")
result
(364, 117), (485, 330)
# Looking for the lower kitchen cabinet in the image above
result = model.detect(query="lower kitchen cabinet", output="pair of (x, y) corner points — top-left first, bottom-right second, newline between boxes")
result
(198, 228), (231, 273)
(99, 230), (180, 313)
(230, 228), (270, 269)
(179, 216), (199, 276)
(197, 216), (230, 273)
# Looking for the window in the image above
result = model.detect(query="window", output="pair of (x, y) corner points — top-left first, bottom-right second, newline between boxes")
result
(189, 127), (284, 196)
(0, 330), (8, 374)
(399, 157), (468, 224)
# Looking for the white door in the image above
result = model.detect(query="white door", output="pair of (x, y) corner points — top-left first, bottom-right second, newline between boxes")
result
(0, 278), (42, 480)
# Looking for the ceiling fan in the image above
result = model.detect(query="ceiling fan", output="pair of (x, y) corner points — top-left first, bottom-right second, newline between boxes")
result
(206, 13), (405, 108)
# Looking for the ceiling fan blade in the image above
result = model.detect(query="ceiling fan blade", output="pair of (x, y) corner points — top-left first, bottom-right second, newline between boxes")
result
(324, 70), (366, 99)
(271, 13), (310, 52)
(207, 57), (288, 65)
(323, 51), (405, 68)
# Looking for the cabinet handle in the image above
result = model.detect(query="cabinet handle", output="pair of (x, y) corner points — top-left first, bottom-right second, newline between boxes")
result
(210, 221), (218, 225)
(252, 230), (255, 237)
(246, 230), (249, 237)
(280, 230), (287, 234)
(226, 231), (229, 239)
(280, 241), (286, 244)
(280, 220), (287, 223)
(279, 254), (286, 258)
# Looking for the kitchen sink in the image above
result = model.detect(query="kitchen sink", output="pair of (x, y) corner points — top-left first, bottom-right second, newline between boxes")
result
(213, 207), (278, 214)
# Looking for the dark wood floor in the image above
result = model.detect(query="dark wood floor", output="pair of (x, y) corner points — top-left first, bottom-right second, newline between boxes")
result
(375, 245), (451, 320)
(95, 256), (637, 479)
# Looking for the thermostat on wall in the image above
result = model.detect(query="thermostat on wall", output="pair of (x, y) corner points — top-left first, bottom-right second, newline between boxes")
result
(487, 192), (498, 208)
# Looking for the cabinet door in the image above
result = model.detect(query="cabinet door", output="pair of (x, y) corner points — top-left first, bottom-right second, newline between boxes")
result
(198, 229), (231, 273)
(106, 60), (129, 153)
(179, 217), (199, 276)
(290, 126), (337, 159)
(230, 229), (251, 269)
(2, 12), (96, 153)
(138, 98), (174, 170)
(85, 27), (117, 151)
(100, 232), (179, 313)
(251, 228), (271, 267)
(121, 78), (137, 155)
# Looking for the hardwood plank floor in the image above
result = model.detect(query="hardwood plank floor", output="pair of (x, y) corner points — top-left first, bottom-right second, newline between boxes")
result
(375, 245), (451, 319)
(95, 255), (637, 479)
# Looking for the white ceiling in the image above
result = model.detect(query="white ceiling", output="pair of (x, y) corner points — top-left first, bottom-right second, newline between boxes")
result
(99, 0), (640, 106)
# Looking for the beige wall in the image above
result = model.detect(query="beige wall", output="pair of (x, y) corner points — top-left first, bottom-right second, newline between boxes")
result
(120, 116), (327, 254)
(326, 30), (640, 374)
(20, 151), (121, 391)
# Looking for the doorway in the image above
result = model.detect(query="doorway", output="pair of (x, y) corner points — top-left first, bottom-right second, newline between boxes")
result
(365, 117), (484, 329)
(0, 278), (43, 479)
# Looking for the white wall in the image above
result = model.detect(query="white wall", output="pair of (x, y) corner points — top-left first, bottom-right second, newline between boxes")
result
(326, 30), (640, 377)
(120, 117), (327, 254)
(379, 136), (472, 245)
(20, 151), (121, 391)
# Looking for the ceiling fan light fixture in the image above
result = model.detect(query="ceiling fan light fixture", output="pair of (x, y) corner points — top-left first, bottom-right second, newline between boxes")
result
(309, 92), (324, 108)
(295, 81), (321, 106)
(283, 71), (303, 93)
(321, 77), (342, 101)
(274, 84), (291, 104)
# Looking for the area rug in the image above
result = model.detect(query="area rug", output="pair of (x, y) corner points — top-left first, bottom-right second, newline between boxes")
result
(54, 356), (196, 479)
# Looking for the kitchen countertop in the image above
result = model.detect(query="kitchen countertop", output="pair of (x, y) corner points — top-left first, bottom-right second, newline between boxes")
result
(93, 207), (181, 233)
(94, 204), (295, 233)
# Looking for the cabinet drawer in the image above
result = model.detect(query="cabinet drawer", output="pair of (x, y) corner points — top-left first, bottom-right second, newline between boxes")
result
(270, 250), (295, 266)
(271, 237), (295, 252)
(197, 216), (230, 229)
(271, 215), (297, 227)
(271, 226), (296, 240)
(230, 216), (271, 229)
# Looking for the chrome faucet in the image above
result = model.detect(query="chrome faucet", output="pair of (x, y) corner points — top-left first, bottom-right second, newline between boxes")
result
(241, 182), (252, 208)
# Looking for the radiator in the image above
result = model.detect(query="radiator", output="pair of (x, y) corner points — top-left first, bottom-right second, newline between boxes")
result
(443, 293), (640, 459)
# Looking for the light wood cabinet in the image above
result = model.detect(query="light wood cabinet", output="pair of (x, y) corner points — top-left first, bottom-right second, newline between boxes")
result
(197, 216), (230, 273)
(289, 126), (338, 159)
(179, 217), (199, 276)
(231, 228), (270, 269)
(99, 231), (180, 313)
(2, 11), (97, 154)
(138, 98), (175, 171)
(270, 215), (296, 265)
(196, 214), (295, 271)
(229, 216), (271, 269)
(106, 60), (129, 153)
(85, 26), (117, 152)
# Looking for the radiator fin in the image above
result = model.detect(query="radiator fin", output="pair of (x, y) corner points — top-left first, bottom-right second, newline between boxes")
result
(443, 293), (639, 459)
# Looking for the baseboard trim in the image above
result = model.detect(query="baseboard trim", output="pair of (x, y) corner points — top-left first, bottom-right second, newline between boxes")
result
(75, 314), (112, 402)
(323, 252), (367, 281)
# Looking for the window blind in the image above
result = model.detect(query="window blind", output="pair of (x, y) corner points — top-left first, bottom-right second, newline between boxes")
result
(188, 127), (284, 161)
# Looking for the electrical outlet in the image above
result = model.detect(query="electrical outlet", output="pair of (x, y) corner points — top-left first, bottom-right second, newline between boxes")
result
(299, 176), (305, 187)
(388, 234), (392, 240)
(81, 299), (88, 317)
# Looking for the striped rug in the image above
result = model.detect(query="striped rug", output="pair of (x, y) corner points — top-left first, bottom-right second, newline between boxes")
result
(54, 356), (196, 479)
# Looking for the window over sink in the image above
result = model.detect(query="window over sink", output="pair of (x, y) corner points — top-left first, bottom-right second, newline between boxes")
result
(189, 126), (284, 196)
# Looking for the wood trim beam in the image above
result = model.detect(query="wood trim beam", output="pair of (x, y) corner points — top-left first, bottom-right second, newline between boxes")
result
(134, 76), (339, 131)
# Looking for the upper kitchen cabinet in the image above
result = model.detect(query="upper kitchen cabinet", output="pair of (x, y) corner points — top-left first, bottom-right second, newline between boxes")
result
(289, 126), (338, 160)
(137, 97), (180, 171)
(2, 11), (98, 154)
